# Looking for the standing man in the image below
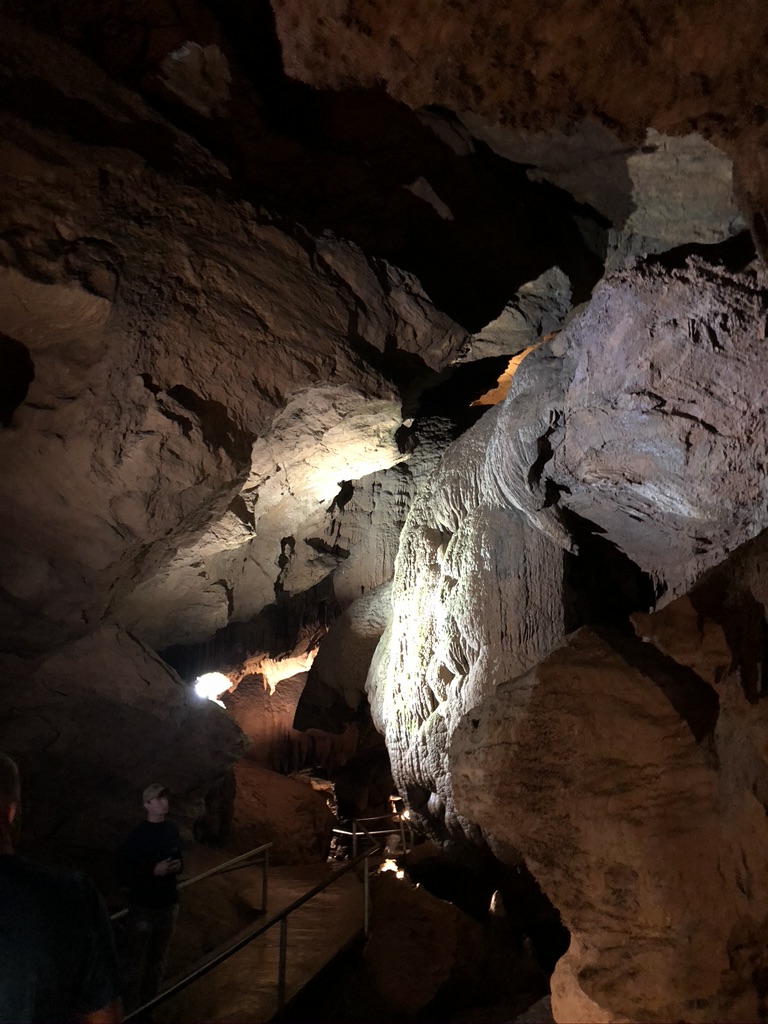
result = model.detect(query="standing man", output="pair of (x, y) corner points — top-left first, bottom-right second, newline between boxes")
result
(0, 752), (122, 1024)
(119, 784), (183, 1012)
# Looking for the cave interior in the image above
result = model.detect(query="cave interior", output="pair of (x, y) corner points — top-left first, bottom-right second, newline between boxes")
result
(4, 1), (768, 1021)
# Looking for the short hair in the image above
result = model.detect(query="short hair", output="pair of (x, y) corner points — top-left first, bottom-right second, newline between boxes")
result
(0, 753), (20, 811)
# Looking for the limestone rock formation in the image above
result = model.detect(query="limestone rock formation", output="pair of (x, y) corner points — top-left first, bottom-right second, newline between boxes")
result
(0, 16), (468, 656)
(450, 625), (768, 1022)
(295, 582), (392, 734)
(463, 267), (573, 363)
(228, 759), (334, 864)
(358, 871), (538, 1020)
(367, 248), (768, 876)
(271, 1), (768, 152)
(0, 625), (246, 851)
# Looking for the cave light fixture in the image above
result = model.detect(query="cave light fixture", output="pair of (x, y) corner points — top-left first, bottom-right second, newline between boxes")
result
(379, 858), (405, 880)
(193, 671), (232, 708)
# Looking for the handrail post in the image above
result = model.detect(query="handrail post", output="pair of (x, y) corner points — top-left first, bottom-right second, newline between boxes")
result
(277, 917), (288, 1012)
(398, 813), (406, 853)
(352, 819), (358, 859)
(262, 845), (269, 914)
(363, 852), (370, 937)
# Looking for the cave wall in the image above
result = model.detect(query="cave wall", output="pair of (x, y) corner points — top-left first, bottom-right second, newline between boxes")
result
(3, 3), (768, 1020)
(0, 14), (468, 833)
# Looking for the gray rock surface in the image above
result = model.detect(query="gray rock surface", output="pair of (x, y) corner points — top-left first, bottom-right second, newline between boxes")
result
(369, 251), (768, 851)
(464, 267), (572, 362)
(295, 582), (393, 733)
(460, 118), (745, 263)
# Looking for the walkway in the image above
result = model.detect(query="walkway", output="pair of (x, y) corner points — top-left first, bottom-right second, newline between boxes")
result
(154, 862), (365, 1023)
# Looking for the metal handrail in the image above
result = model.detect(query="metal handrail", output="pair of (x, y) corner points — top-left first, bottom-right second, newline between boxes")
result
(111, 841), (272, 923)
(124, 846), (376, 1022)
(336, 813), (411, 858)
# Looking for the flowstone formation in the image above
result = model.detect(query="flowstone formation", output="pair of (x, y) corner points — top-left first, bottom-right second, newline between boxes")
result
(366, 253), (768, 1017)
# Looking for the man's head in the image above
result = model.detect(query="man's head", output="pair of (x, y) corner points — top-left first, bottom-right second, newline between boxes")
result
(0, 753), (20, 849)
(142, 783), (169, 823)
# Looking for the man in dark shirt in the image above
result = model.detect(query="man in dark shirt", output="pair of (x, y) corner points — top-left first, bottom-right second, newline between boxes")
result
(0, 752), (122, 1024)
(118, 784), (182, 1012)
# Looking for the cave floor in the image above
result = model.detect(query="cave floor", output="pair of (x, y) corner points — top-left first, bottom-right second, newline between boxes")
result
(154, 858), (364, 1023)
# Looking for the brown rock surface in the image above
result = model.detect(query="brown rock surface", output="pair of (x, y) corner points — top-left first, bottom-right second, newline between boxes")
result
(450, 627), (768, 1022)
(0, 625), (246, 850)
(357, 871), (542, 1020)
(0, 18), (468, 654)
(272, 1), (766, 260)
(228, 760), (334, 864)
(271, 0), (768, 146)
(5, 5), (768, 1018)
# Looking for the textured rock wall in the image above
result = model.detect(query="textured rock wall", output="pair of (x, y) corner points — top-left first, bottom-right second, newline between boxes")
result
(367, 406), (568, 849)
(366, 249), (768, 1012)
(0, 18), (468, 656)
(4, 5), (768, 1018)
(451, 625), (768, 1023)
(369, 247), (768, 836)
(450, 528), (768, 1020)
(0, 16), (470, 849)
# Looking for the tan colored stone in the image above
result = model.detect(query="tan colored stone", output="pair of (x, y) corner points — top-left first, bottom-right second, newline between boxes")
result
(451, 628), (768, 1022)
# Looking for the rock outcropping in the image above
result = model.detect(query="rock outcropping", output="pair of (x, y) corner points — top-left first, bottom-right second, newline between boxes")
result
(4, 3), (768, 1019)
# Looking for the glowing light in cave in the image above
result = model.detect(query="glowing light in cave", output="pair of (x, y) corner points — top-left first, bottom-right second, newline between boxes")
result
(471, 341), (543, 407)
(259, 649), (318, 695)
(194, 671), (231, 707)
(379, 858), (405, 880)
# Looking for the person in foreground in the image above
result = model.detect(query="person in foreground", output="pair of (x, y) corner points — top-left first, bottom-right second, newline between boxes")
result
(0, 752), (122, 1024)
(119, 784), (182, 1012)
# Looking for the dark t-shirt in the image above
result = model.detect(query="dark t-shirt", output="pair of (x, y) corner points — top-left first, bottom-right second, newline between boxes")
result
(119, 820), (182, 909)
(0, 854), (120, 1024)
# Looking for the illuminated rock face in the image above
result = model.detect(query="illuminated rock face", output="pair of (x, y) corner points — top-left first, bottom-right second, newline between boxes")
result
(0, 18), (467, 656)
(4, 4), (768, 1017)
(367, 257), (768, 1016)
(370, 252), (768, 842)
(0, 16), (470, 844)
(367, 407), (568, 848)
(450, 531), (768, 1021)
(451, 625), (768, 1023)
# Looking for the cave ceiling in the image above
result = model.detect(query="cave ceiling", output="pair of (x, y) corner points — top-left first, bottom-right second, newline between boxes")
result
(4, 4), (768, 1016)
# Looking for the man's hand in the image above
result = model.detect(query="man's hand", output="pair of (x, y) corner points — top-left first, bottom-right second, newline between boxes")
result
(153, 858), (182, 876)
(80, 998), (123, 1023)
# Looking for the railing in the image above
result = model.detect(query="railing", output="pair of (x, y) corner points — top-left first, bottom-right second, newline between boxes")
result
(124, 846), (376, 1022)
(333, 812), (413, 857)
(111, 841), (272, 924)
